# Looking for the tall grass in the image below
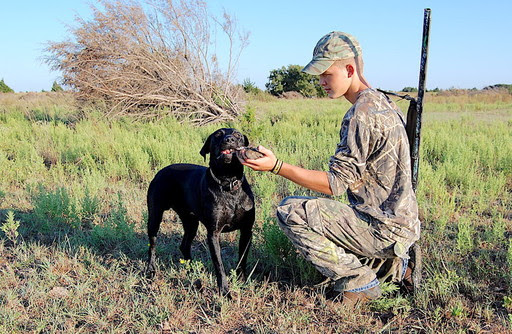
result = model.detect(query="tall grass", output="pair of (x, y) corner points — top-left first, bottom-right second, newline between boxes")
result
(0, 91), (511, 332)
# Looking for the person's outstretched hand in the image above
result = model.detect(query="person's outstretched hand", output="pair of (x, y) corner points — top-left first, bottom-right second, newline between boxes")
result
(241, 145), (278, 172)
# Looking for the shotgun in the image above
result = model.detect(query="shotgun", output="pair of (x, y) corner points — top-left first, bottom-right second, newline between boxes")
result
(378, 9), (431, 292)
(407, 8), (431, 292)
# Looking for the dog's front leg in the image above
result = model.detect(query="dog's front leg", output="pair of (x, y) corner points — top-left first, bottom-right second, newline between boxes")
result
(207, 230), (229, 296)
(237, 223), (253, 280)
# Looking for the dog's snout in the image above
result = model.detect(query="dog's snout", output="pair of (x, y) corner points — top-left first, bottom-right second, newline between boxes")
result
(224, 135), (237, 145)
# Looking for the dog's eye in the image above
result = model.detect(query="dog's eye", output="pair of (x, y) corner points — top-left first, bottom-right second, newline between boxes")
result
(214, 131), (223, 137)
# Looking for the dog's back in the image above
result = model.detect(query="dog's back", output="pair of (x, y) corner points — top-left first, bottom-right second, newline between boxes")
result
(147, 163), (206, 217)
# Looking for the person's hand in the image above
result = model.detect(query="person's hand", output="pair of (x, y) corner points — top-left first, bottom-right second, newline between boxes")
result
(241, 145), (277, 172)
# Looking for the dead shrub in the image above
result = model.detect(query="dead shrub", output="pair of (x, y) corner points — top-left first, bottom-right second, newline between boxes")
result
(44, 0), (249, 125)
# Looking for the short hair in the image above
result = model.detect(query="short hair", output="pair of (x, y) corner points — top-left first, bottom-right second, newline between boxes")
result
(334, 57), (364, 73)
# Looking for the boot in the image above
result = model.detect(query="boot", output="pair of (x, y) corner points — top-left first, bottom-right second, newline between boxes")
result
(342, 285), (382, 307)
(401, 264), (414, 294)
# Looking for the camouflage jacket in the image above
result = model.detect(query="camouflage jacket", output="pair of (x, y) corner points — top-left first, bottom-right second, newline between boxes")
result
(327, 88), (420, 246)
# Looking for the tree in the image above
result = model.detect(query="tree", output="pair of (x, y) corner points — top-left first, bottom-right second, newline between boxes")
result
(484, 84), (512, 94)
(265, 65), (326, 98)
(44, 0), (249, 124)
(51, 81), (64, 92)
(0, 79), (14, 93)
(401, 87), (418, 92)
(242, 78), (261, 94)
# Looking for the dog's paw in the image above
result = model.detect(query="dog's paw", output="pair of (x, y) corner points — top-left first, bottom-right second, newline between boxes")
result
(219, 284), (231, 298)
(236, 268), (247, 282)
(145, 264), (156, 280)
(192, 279), (204, 292)
(222, 290), (232, 300)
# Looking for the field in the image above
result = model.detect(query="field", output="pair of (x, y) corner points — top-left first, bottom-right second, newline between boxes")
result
(0, 90), (511, 333)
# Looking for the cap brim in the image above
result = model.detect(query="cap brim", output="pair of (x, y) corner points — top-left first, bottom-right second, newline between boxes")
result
(302, 59), (335, 75)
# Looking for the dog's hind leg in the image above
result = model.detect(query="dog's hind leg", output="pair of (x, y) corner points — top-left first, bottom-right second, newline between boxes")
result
(207, 231), (230, 296)
(179, 215), (199, 260)
(146, 204), (164, 278)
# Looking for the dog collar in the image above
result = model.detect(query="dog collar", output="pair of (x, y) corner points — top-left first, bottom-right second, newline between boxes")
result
(208, 168), (244, 192)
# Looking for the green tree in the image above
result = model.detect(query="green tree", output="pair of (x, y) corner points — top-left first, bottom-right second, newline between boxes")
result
(0, 79), (14, 93)
(266, 65), (326, 98)
(51, 81), (64, 92)
(483, 84), (512, 94)
(242, 78), (261, 94)
(401, 86), (418, 92)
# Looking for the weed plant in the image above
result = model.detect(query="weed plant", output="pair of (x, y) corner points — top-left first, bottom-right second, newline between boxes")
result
(0, 91), (511, 332)
(1, 211), (20, 245)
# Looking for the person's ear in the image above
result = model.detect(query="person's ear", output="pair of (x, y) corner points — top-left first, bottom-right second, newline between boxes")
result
(346, 64), (355, 78)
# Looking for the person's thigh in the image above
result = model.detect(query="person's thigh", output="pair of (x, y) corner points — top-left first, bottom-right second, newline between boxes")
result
(278, 196), (395, 259)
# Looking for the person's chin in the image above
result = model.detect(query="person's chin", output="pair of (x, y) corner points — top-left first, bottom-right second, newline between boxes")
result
(327, 91), (341, 99)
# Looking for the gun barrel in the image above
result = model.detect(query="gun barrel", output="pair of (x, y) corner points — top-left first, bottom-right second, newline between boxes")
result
(407, 8), (431, 191)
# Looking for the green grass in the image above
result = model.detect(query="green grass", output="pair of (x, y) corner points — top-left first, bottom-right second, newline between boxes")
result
(0, 91), (511, 332)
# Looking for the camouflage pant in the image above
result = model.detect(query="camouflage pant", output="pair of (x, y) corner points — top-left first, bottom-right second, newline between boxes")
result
(276, 196), (410, 291)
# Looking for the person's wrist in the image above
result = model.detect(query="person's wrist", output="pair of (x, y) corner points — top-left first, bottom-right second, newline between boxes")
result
(270, 159), (283, 175)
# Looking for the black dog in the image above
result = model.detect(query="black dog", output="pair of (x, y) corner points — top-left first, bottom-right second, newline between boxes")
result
(146, 128), (257, 295)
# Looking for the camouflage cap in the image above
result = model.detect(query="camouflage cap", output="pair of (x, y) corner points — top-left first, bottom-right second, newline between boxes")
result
(302, 31), (362, 75)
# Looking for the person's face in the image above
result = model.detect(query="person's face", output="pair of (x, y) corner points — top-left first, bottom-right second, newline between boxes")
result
(319, 63), (352, 99)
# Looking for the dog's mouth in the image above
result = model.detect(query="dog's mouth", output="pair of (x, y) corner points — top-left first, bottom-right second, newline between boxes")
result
(220, 148), (236, 155)
(216, 147), (240, 160)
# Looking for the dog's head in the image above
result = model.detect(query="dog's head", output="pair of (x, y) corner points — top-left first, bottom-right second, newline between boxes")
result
(200, 128), (249, 167)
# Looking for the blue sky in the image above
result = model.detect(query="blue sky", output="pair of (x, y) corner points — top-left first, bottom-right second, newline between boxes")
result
(1, 0), (511, 92)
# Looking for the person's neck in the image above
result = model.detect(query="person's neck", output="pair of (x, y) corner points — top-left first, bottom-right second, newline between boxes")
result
(344, 81), (369, 104)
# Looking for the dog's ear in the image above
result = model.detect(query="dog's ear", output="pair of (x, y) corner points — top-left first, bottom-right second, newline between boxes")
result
(200, 133), (213, 161)
(243, 134), (250, 147)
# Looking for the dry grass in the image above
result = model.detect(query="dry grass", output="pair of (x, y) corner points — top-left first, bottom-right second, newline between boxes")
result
(0, 90), (511, 333)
